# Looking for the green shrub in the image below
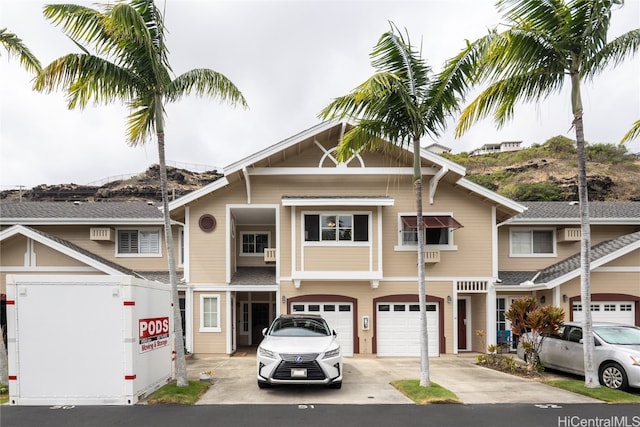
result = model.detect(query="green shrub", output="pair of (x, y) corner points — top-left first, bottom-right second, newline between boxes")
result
(500, 182), (563, 201)
(543, 135), (576, 156)
(586, 143), (629, 163)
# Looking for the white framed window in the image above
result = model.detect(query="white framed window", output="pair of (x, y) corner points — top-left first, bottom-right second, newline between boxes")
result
(240, 231), (270, 256)
(116, 228), (161, 256)
(509, 228), (556, 257)
(304, 213), (369, 243)
(200, 294), (221, 332)
(241, 302), (249, 335)
(396, 213), (462, 250)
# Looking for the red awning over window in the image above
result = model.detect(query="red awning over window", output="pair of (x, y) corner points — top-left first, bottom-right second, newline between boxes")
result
(401, 216), (463, 230)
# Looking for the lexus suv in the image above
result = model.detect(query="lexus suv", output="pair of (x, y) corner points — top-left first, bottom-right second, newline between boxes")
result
(257, 314), (343, 389)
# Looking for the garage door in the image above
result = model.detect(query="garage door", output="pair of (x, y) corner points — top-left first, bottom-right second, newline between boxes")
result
(291, 302), (354, 357)
(573, 302), (635, 324)
(376, 303), (439, 357)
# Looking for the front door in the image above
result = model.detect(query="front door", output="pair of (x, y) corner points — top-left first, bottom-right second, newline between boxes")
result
(457, 299), (467, 350)
(251, 303), (270, 345)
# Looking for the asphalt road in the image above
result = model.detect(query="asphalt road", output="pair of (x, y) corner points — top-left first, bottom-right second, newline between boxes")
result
(2, 403), (639, 427)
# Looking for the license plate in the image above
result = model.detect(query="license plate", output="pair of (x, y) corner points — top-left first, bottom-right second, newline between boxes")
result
(291, 368), (307, 378)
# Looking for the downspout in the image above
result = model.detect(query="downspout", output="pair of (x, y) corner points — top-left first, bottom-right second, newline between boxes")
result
(428, 166), (448, 205)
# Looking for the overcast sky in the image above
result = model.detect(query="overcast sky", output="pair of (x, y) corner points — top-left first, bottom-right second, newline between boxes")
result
(1, 0), (639, 190)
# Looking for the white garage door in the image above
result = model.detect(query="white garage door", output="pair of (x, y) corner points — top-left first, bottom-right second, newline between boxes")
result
(573, 302), (635, 325)
(291, 302), (354, 357)
(376, 302), (439, 357)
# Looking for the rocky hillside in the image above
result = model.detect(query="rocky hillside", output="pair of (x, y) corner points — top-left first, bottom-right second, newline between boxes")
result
(0, 165), (222, 203)
(442, 136), (640, 202)
(2, 136), (638, 203)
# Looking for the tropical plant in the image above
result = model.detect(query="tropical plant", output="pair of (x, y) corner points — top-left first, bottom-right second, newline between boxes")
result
(0, 28), (42, 74)
(34, 0), (247, 387)
(505, 297), (565, 372)
(319, 23), (473, 386)
(453, 0), (640, 388)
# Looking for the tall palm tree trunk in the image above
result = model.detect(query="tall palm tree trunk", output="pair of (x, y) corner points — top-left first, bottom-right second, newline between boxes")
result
(155, 93), (188, 387)
(571, 73), (597, 388)
(414, 137), (430, 387)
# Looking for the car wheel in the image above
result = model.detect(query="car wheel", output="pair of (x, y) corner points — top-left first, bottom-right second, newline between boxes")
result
(329, 381), (342, 389)
(257, 380), (271, 389)
(599, 362), (628, 391)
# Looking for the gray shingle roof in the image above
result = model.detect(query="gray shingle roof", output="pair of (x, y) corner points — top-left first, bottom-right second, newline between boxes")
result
(497, 271), (537, 286)
(534, 230), (640, 284)
(136, 271), (182, 284)
(0, 201), (163, 220)
(230, 267), (277, 285)
(515, 201), (640, 220)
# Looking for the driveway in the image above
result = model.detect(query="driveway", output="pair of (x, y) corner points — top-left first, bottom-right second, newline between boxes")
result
(186, 353), (601, 405)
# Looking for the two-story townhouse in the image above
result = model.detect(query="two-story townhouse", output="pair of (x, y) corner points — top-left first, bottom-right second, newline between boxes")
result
(0, 202), (185, 339)
(167, 120), (525, 357)
(2, 122), (638, 361)
(496, 201), (640, 348)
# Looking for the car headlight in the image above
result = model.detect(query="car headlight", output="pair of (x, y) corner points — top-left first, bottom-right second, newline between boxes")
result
(258, 346), (276, 359)
(323, 347), (340, 359)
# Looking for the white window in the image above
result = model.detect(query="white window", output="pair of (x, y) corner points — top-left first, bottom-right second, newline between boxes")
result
(398, 214), (462, 249)
(304, 213), (369, 243)
(117, 229), (161, 256)
(200, 294), (221, 332)
(510, 229), (555, 257)
(240, 232), (270, 256)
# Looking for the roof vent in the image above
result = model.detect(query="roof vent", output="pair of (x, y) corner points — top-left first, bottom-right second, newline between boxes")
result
(74, 201), (81, 205)
(147, 201), (154, 206)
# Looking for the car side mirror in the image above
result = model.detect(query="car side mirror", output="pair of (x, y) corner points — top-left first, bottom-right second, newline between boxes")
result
(333, 330), (338, 337)
(262, 328), (268, 336)
(579, 338), (583, 344)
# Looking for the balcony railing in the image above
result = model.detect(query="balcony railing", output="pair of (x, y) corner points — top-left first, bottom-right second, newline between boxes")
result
(264, 248), (276, 263)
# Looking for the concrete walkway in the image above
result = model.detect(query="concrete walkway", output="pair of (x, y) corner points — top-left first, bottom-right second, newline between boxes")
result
(186, 353), (601, 405)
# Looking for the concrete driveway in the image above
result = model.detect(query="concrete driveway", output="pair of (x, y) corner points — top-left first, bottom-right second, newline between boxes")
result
(186, 353), (601, 405)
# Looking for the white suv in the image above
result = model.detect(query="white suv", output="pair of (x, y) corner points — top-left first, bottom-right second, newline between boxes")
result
(256, 314), (343, 389)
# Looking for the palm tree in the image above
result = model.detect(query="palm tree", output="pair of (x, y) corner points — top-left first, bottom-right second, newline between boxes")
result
(319, 23), (472, 387)
(0, 28), (42, 74)
(34, 0), (247, 387)
(0, 28), (41, 388)
(454, 0), (640, 388)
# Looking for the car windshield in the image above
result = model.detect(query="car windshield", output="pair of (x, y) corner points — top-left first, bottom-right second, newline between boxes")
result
(269, 317), (331, 337)
(594, 326), (640, 345)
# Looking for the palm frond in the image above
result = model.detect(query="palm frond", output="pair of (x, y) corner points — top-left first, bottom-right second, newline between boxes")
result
(456, 70), (564, 136)
(582, 28), (640, 79)
(620, 119), (640, 144)
(167, 69), (248, 108)
(34, 53), (140, 109)
(42, 4), (112, 54)
(0, 28), (42, 74)
(126, 94), (156, 146)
